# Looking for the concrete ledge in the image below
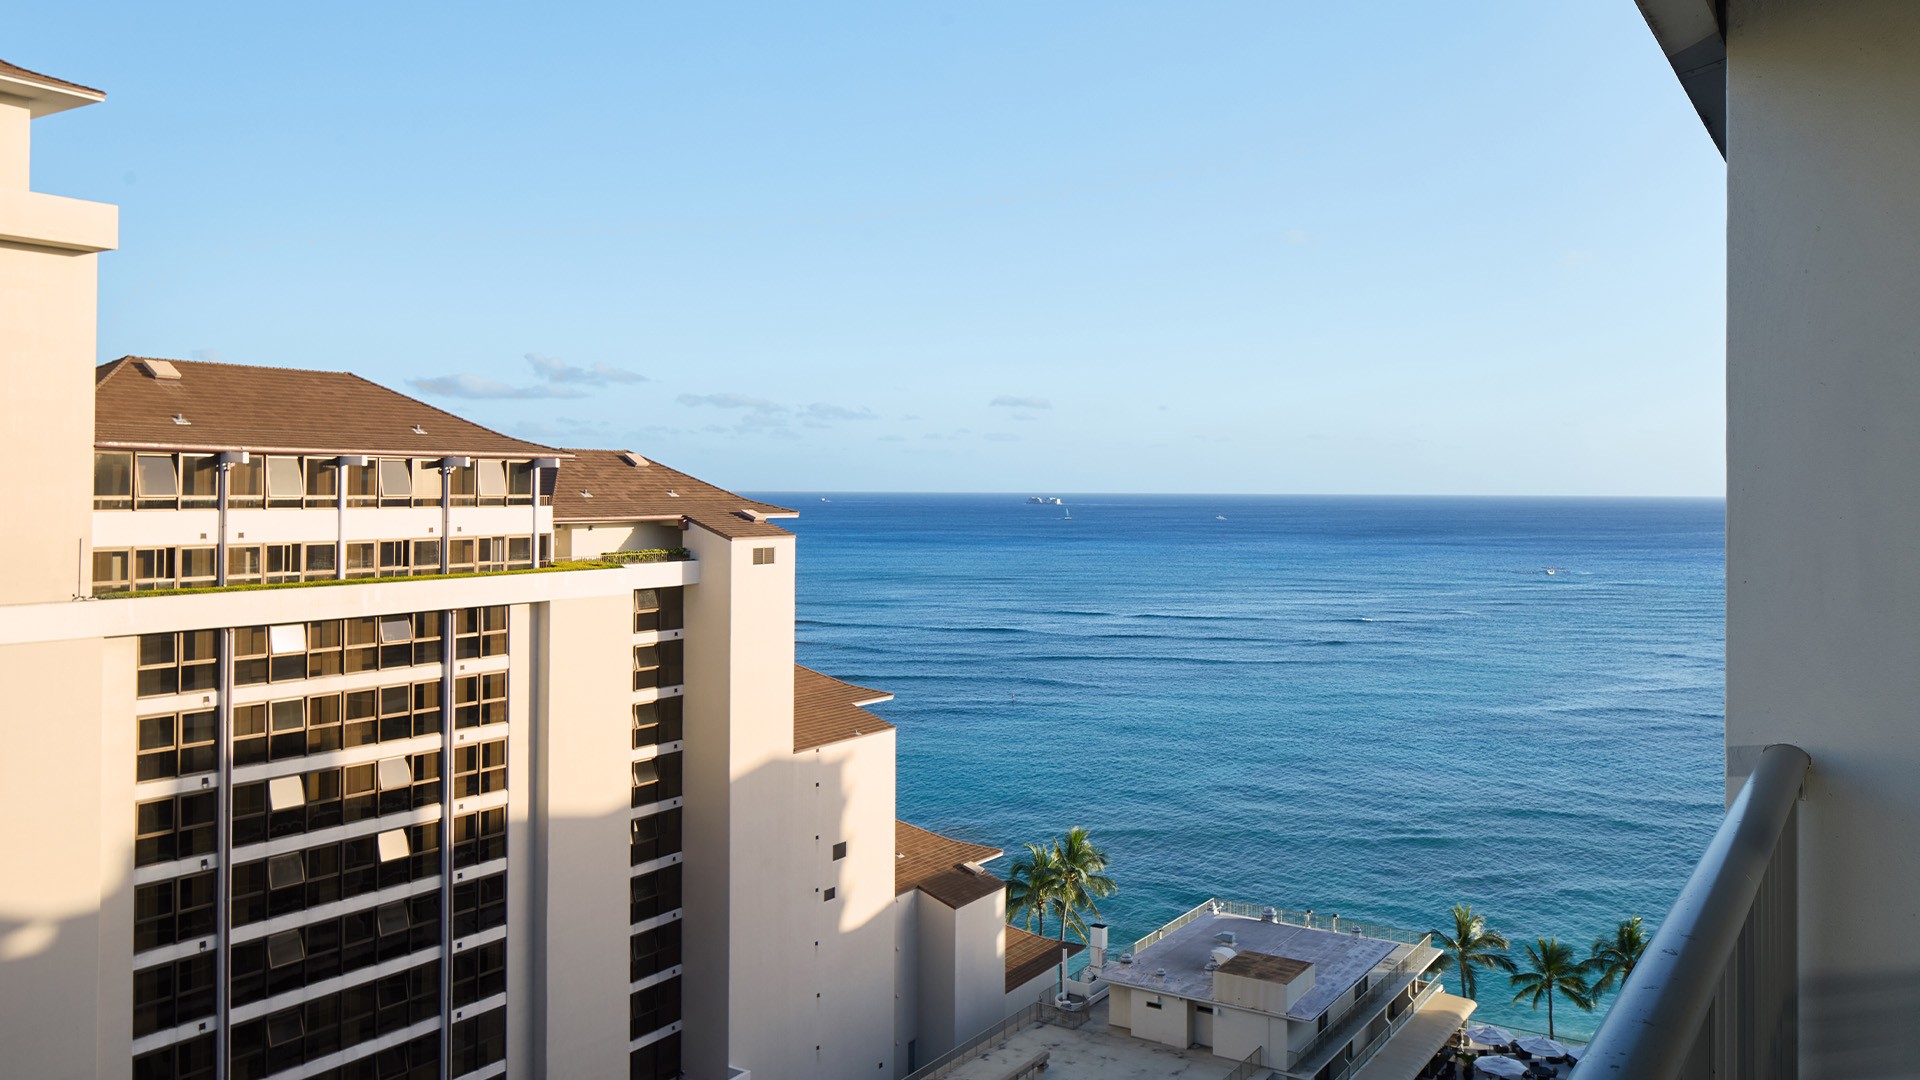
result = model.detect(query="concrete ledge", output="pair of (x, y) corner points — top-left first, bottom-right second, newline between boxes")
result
(0, 188), (117, 252)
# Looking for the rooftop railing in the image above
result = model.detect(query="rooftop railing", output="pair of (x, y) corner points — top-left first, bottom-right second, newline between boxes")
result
(1128, 898), (1428, 957)
(903, 1002), (1043, 1080)
(1573, 743), (1809, 1080)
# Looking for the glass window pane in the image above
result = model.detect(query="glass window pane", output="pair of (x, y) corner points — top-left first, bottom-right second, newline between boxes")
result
(476, 459), (506, 496)
(136, 455), (178, 497)
(378, 459), (411, 499)
(265, 457), (303, 498)
(94, 452), (132, 498)
(180, 455), (217, 500)
(268, 624), (306, 655)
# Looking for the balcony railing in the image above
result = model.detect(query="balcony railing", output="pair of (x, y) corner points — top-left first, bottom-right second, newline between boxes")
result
(1574, 742), (1809, 1080)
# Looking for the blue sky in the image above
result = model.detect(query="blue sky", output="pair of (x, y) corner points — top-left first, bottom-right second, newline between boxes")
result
(18, 3), (1725, 495)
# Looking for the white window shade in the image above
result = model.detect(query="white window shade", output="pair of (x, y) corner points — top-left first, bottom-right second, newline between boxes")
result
(136, 455), (178, 497)
(378, 615), (413, 644)
(476, 458), (507, 496)
(377, 829), (410, 862)
(269, 775), (306, 811)
(266, 930), (305, 968)
(265, 456), (303, 498)
(378, 458), (411, 498)
(376, 757), (411, 791)
(268, 623), (306, 655)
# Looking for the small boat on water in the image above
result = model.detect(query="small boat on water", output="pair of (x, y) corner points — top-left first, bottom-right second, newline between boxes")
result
(1026, 496), (1046, 504)
(1215, 515), (1227, 521)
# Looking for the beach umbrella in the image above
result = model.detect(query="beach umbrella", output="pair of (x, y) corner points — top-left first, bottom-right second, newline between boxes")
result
(1514, 1036), (1569, 1058)
(1564, 1046), (1586, 1062)
(1465, 1024), (1514, 1046)
(1473, 1056), (1529, 1079)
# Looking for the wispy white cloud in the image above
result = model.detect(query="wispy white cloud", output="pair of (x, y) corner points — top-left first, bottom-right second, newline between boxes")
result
(678, 392), (787, 413)
(803, 402), (877, 421)
(409, 373), (587, 399)
(990, 395), (1052, 410)
(525, 352), (648, 385)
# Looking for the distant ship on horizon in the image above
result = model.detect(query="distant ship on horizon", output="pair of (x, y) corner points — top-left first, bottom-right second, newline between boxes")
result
(1026, 496), (1065, 505)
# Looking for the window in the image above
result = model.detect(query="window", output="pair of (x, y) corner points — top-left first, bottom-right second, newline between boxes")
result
(377, 458), (412, 506)
(629, 920), (682, 981)
(628, 976), (681, 1039)
(303, 457), (338, 507)
(132, 1031), (214, 1080)
(410, 539), (441, 575)
(450, 1006), (507, 1077)
(832, 841), (847, 861)
(180, 454), (217, 509)
(132, 953), (215, 1038)
(448, 537), (477, 573)
(630, 808), (683, 866)
(454, 670), (508, 729)
(411, 459), (440, 508)
(136, 709), (216, 781)
(303, 542), (338, 579)
(229, 823), (440, 927)
(345, 541), (377, 578)
(265, 544), (302, 585)
(630, 864), (683, 924)
(752, 546), (775, 565)
(1317, 1012), (1329, 1034)
(452, 807), (507, 869)
(508, 535), (533, 568)
(1355, 976), (1369, 1001)
(178, 546), (216, 587)
(230, 753), (439, 847)
(229, 893), (438, 1008)
(93, 451), (133, 509)
(630, 752), (682, 808)
(448, 461), (477, 507)
(228, 544), (264, 585)
(633, 587), (685, 632)
(632, 698), (683, 749)
(227, 456), (263, 508)
(454, 606), (507, 660)
(822, 887), (836, 902)
(1144, 1000), (1162, 1011)
(133, 870), (215, 953)
(136, 454), (179, 509)
(452, 871), (507, 938)
(135, 790), (216, 866)
(507, 460), (534, 505)
(452, 938), (506, 1008)
(136, 630), (218, 697)
(631, 1032), (681, 1080)
(228, 958), (441, 1079)
(134, 547), (176, 591)
(92, 548), (131, 594)
(453, 739), (507, 798)
(634, 640), (686, 691)
(475, 458), (507, 505)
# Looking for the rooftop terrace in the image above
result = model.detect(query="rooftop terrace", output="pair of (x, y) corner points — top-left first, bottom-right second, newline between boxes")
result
(1104, 910), (1398, 1021)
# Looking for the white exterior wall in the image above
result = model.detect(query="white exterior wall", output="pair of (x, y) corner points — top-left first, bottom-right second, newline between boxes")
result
(558, 520), (685, 561)
(91, 505), (552, 552)
(913, 894), (960, 1054)
(1128, 989), (1192, 1049)
(529, 593), (637, 1076)
(893, 890), (921, 1075)
(951, 894), (1007, 1043)
(1723, 3), (1920, 1073)
(806, 731), (898, 1079)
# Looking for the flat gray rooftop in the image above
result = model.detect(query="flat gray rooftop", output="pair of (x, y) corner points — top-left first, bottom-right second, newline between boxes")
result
(1102, 912), (1398, 1021)
(941, 1000), (1236, 1080)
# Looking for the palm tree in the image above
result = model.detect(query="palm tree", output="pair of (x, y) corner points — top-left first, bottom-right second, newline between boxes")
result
(1508, 937), (1595, 1038)
(1587, 915), (1651, 995)
(1006, 843), (1062, 936)
(1049, 826), (1117, 944)
(1430, 903), (1515, 1001)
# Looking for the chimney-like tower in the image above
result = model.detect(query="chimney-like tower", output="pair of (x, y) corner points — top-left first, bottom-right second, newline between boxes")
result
(0, 58), (116, 602)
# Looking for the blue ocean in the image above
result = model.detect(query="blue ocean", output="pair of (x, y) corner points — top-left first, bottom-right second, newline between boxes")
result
(759, 493), (1725, 1039)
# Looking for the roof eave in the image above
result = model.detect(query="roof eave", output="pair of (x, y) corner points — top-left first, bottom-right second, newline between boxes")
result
(0, 70), (104, 117)
(1633, 0), (1727, 156)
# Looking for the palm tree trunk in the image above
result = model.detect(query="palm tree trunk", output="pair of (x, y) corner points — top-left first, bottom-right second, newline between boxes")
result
(1546, 989), (1555, 1039)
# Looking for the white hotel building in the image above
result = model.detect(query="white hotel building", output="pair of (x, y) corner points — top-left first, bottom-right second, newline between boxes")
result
(0, 59), (1039, 1080)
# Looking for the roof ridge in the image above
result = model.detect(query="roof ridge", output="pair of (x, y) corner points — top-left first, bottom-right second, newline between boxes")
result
(0, 58), (104, 97)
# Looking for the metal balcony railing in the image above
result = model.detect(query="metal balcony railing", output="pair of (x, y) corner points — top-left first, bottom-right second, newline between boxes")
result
(1574, 743), (1810, 1080)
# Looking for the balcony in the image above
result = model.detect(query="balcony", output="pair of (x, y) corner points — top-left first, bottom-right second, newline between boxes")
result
(1573, 744), (1808, 1079)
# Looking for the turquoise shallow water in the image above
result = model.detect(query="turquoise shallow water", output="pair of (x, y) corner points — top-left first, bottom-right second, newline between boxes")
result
(759, 493), (1725, 1039)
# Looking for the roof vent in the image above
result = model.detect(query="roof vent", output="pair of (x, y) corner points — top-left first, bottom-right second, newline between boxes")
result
(666, 489), (680, 498)
(171, 413), (191, 426)
(411, 424), (428, 435)
(579, 490), (594, 499)
(1215, 931), (1236, 947)
(137, 358), (182, 380)
(619, 451), (651, 467)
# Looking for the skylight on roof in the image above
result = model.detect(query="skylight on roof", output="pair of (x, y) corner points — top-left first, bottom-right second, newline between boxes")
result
(137, 359), (181, 380)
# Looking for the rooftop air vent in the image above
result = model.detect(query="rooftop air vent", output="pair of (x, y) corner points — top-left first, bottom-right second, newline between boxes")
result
(1215, 931), (1236, 947)
(579, 490), (594, 499)
(620, 451), (650, 467)
(1118, 952), (1134, 965)
(666, 489), (680, 498)
(137, 358), (181, 380)
(1262, 907), (1279, 923)
(411, 424), (428, 435)
(1153, 968), (1167, 980)
(171, 413), (191, 426)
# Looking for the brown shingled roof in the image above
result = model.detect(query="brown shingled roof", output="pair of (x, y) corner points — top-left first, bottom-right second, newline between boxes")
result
(1006, 925), (1085, 994)
(0, 58), (104, 98)
(552, 448), (794, 539)
(93, 357), (564, 458)
(794, 665), (894, 753)
(895, 820), (1005, 909)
